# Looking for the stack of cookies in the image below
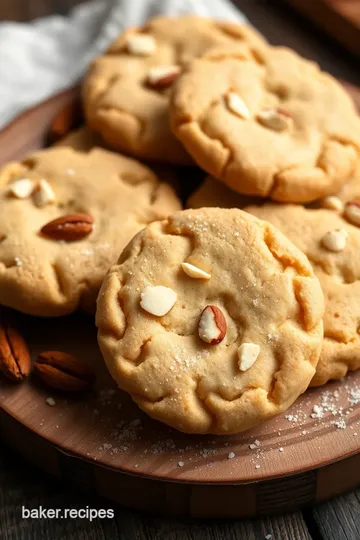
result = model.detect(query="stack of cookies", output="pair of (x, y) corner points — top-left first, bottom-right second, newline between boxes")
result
(1, 16), (360, 435)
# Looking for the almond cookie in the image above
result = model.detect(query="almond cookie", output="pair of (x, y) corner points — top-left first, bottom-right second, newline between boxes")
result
(170, 46), (360, 202)
(0, 140), (181, 316)
(97, 208), (324, 434)
(83, 16), (267, 164)
(247, 202), (360, 386)
(187, 175), (261, 209)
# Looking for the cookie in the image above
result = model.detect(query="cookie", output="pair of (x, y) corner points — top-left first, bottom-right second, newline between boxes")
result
(313, 168), (360, 212)
(0, 137), (181, 316)
(56, 126), (103, 150)
(170, 46), (360, 202)
(83, 16), (267, 164)
(97, 208), (324, 434)
(247, 202), (360, 386)
(187, 175), (261, 209)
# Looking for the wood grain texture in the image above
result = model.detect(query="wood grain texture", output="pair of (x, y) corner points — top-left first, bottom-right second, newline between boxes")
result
(0, 447), (313, 540)
(314, 491), (360, 540)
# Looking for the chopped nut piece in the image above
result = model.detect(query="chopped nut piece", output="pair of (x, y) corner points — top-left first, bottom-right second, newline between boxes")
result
(238, 343), (260, 371)
(147, 65), (181, 88)
(344, 200), (360, 227)
(321, 228), (348, 252)
(126, 34), (156, 56)
(33, 179), (56, 207)
(319, 195), (344, 212)
(226, 92), (250, 120)
(198, 305), (226, 344)
(9, 178), (34, 199)
(257, 108), (293, 131)
(140, 285), (177, 316)
(181, 262), (211, 280)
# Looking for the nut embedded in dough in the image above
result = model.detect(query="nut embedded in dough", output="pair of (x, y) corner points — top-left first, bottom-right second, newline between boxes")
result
(344, 200), (360, 226)
(33, 179), (56, 208)
(198, 305), (227, 344)
(238, 343), (261, 371)
(181, 262), (211, 280)
(9, 178), (34, 199)
(321, 229), (348, 252)
(40, 213), (94, 242)
(140, 285), (177, 317)
(225, 91), (250, 120)
(319, 195), (344, 212)
(147, 65), (181, 89)
(257, 108), (293, 132)
(126, 34), (156, 56)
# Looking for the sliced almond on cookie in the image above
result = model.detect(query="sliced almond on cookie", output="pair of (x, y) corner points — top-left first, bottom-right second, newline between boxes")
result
(126, 34), (156, 56)
(198, 305), (226, 344)
(257, 108), (293, 131)
(344, 200), (360, 227)
(140, 285), (177, 316)
(147, 65), (181, 89)
(33, 179), (56, 207)
(319, 195), (344, 212)
(225, 92), (250, 120)
(238, 343), (260, 371)
(9, 178), (34, 199)
(181, 262), (211, 280)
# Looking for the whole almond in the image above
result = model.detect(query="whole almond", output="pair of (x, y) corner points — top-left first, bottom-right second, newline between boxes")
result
(0, 324), (31, 382)
(40, 213), (94, 241)
(34, 350), (95, 392)
(198, 305), (227, 344)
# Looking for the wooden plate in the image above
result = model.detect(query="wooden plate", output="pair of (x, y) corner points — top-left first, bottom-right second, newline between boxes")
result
(286, 0), (360, 59)
(1, 86), (360, 518)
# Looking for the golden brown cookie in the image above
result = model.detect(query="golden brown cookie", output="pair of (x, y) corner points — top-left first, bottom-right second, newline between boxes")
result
(83, 16), (267, 164)
(247, 201), (360, 386)
(170, 46), (360, 201)
(0, 135), (181, 316)
(97, 208), (324, 434)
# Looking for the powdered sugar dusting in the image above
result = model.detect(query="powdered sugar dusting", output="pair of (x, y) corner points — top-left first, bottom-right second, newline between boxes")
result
(88, 372), (360, 475)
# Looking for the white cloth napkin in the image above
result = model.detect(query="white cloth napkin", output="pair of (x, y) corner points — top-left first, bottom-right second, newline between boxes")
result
(0, 0), (246, 128)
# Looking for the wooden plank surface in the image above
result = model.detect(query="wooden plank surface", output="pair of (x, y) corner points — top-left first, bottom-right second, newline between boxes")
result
(313, 492), (360, 540)
(1, 1), (360, 539)
(0, 446), (313, 540)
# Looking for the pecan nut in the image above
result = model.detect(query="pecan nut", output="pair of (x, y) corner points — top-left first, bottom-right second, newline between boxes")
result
(34, 350), (95, 392)
(0, 324), (31, 382)
(40, 213), (94, 241)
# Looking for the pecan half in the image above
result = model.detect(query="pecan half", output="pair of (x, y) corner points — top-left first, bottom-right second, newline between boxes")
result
(34, 350), (95, 392)
(40, 213), (94, 241)
(0, 324), (31, 382)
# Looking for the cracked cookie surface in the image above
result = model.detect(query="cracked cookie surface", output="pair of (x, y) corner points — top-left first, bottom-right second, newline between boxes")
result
(170, 46), (360, 202)
(247, 201), (360, 386)
(83, 15), (267, 164)
(0, 129), (181, 316)
(96, 208), (324, 434)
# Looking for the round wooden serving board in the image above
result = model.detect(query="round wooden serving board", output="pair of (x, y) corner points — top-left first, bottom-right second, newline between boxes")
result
(1, 86), (360, 518)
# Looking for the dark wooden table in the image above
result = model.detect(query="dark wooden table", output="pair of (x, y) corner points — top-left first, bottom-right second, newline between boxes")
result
(1, 1), (360, 539)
